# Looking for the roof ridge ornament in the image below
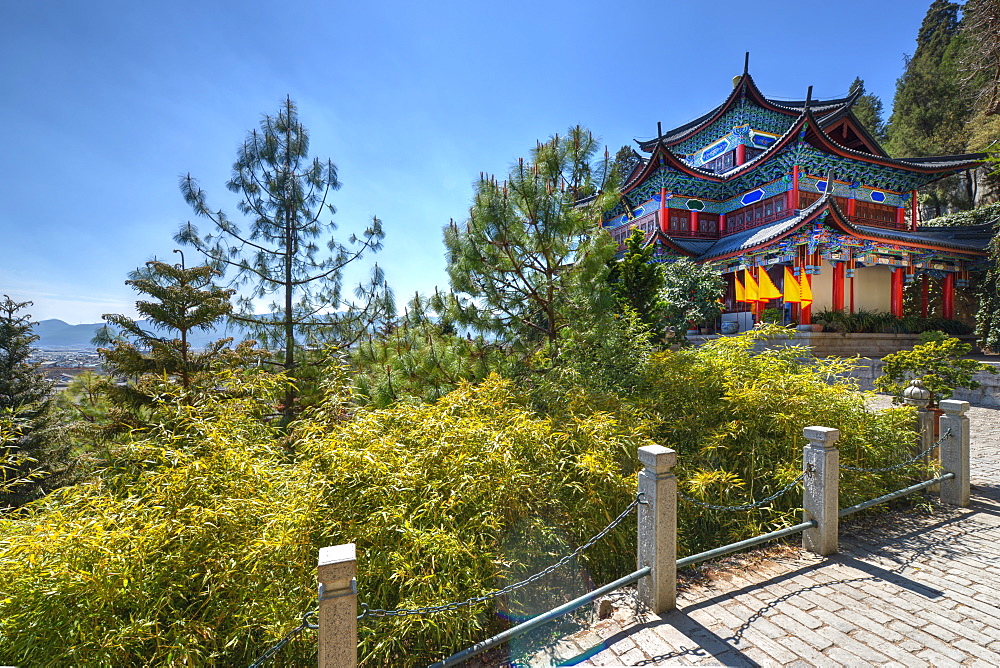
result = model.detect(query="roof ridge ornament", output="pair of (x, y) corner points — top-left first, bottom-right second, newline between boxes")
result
(744, 51), (749, 76)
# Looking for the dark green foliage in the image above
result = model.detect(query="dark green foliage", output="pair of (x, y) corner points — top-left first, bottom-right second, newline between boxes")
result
(849, 77), (887, 143)
(922, 201), (1000, 227)
(812, 308), (973, 335)
(352, 292), (500, 407)
(94, 258), (261, 426)
(443, 126), (619, 358)
(660, 259), (724, 339)
(886, 1), (971, 158)
(0, 297), (60, 507)
(178, 97), (393, 419)
(607, 229), (666, 340)
(611, 145), (642, 182)
(875, 331), (995, 403)
(977, 222), (1000, 350)
(95, 258), (240, 390)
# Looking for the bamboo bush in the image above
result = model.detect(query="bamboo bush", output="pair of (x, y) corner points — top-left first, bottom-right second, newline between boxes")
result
(0, 328), (924, 666)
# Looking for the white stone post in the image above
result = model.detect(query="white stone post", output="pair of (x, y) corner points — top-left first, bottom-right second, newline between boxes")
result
(637, 445), (677, 614)
(318, 543), (357, 668)
(939, 399), (971, 507)
(903, 379), (937, 490)
(802, 427), (840, 556)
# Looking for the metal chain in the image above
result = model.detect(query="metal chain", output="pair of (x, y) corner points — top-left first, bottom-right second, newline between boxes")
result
(841, 428), (952, 473)
(248, 610), (318, 668)
(678, 472), (806, 511)
(357, 494), (645, 620)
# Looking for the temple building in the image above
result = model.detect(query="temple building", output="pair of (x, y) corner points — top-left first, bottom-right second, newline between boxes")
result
(603, 62), (990, 332)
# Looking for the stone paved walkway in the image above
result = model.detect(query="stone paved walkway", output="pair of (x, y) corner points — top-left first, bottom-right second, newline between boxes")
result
(530, 404), (1000, 667)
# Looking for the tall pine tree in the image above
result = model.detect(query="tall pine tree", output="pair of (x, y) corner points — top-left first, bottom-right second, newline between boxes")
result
(886, 1), (971, 158)
(0, 296), (56, 506)
(848, 78), (887, 143)
(178, 97), (393, 421)
(886, 1), (974, 215)
(443, 126), (618, 358)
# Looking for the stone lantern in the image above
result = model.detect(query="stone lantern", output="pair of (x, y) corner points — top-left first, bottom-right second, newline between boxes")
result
(902, 379), (932, 408)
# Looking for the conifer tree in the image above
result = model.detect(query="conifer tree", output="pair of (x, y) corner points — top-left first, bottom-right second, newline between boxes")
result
(885, 1), (971, 159)
(95, 254), (255, 411)
(443, 126), (618, 358)
(848, 78), (887, 143)
(0, 296), (56, 506)
(607, 228), (666, 340)
(178, 97), (393, 420)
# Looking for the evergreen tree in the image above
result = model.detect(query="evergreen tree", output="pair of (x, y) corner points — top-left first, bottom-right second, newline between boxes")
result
(352, 292), (499, 407)
(660, 259), (725, 341)
(886, 1), (974, 215)
(885, 1), (971, 159)
(178, 97), (393, 420)
(95, 254), (256, 412)
(443, 126), (618, 358)
(607, 228), (666, 340)
(848, 77), (887, 143)
(0, 296), (57, 506)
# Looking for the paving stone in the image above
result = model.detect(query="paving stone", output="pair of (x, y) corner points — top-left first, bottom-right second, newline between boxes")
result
(953, 637), (1000, 663)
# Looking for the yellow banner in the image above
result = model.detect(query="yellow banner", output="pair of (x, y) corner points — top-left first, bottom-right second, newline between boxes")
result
(783, 267), (800, 303)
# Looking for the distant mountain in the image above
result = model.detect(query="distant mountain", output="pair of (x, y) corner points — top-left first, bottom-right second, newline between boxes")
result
(33, 319), (252, 350)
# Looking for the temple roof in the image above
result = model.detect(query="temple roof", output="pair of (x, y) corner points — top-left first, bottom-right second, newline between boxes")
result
(636, 72), (860, 151)
(653, 196), (991, 263)
(618, 106), (985, 199)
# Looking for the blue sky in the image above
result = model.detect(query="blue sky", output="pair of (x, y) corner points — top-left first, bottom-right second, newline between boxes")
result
(1, 0), (944, 324)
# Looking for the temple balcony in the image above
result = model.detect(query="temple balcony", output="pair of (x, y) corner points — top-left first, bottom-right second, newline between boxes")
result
(797, 191), (909, 231)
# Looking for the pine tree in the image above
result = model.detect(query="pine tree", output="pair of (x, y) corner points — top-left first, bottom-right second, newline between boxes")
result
(443, 126), (618, 358)
(886, 1), (974, 215)
(95, 254), (256, 412)
(0, 296), (56, 506)
(607, 228), (666, 340)
(178, 97), (393, 420)
(848, 78), (887, 143)
(886, 1), (971, 158)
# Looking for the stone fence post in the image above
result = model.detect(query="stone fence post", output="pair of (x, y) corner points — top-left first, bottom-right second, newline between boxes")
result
(637, 445), (677, 614)
(318, 543), (358, 668)
(803, 427), (840, 556)
(939, 399), (971, 507)
(903, 380), (937, 490)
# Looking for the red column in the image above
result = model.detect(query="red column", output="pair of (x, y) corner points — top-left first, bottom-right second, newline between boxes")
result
(910, 190), (918, 232)
(896, 206), (906, 229)
(689, 210), (698, 235)
(719, 213), (727, 234)
(736, 143), (746, 166)
(658, 188), (668, 234)
(921, 275), (929, 317)
(943, 273), (955, 319)
(891, 268), (905, 316)
(792, 166), (800, 209)
(800, 274), (812, 325)
(832, 263), (845, 311)
(847, 197), (856, 219)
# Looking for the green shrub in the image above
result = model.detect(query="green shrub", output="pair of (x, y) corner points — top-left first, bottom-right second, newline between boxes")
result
(813, 308), (972, 335)
(637, 327), (925, 554)
(0, 369), (647, 666)
(0, 329), (924, 666)
(875, 331), (996, 403)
